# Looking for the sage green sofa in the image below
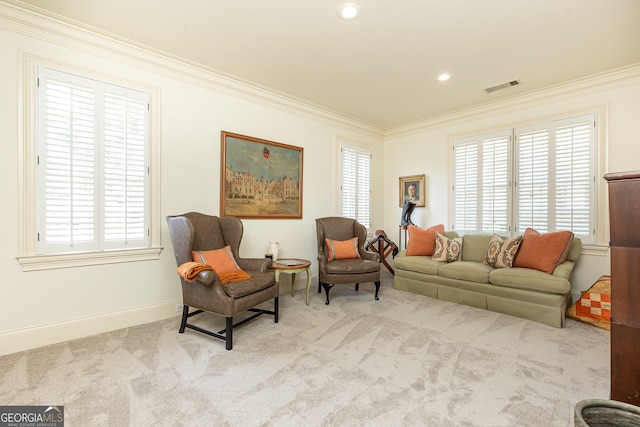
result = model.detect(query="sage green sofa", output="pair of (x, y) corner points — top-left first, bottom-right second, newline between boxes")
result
(393, 232), (582, 328)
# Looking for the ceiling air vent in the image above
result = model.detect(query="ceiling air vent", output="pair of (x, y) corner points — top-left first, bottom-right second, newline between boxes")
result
(483, 80), (520, 93)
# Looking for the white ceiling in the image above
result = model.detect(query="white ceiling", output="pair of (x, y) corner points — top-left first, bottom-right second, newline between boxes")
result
(7, 0), (640, 129)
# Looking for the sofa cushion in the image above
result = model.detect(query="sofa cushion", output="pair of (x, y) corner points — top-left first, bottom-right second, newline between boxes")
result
(489, 267), (571, 295)
(513, 228), (574, 274)
(325, 258), (379, 274)
(394, 253), (443, 275)
(484, 234), (523, 268)
(461, 234), (497, 262)
(406, 224), (444, 256)
(438, 261), (494, 284)
(432, 232), (462, 262)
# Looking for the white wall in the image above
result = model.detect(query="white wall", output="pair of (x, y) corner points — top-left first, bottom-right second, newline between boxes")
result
(0, 5), (384, 355)
(383, 67), (640, 301)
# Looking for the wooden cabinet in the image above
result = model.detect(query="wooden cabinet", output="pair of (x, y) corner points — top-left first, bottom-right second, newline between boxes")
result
(605, 171), (640, 406)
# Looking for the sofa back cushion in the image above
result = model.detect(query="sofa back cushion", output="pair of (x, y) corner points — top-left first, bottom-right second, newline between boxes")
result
(460, 234), (497, 262)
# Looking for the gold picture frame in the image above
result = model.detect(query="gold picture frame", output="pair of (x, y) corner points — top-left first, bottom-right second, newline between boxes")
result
(220, 131), (303, 219)
(399, 174), (426, 207)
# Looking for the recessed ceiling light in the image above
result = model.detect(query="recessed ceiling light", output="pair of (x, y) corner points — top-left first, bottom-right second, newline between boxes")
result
(338, 3), (361, 20)
(438, 73), (451, 82)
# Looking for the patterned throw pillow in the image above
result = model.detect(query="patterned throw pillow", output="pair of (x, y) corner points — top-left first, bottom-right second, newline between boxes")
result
(484, 235), (523, 268)
(431, 232), (463, 263)
(192, 245), (240, 274)
(513, 228), (574, 274)
(325, 237), (361, 261)
(406, 224), (445, 256)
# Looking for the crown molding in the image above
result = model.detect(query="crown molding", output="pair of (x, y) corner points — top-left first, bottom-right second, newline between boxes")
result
(0, 1), (385, 139)
(386, 63), (640, 139)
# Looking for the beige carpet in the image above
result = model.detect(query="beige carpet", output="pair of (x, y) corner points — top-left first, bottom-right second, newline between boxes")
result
(0, 271), (610, 426)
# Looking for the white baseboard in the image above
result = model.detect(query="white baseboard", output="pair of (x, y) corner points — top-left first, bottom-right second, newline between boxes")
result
(0, 300), (182, 356)
(1, 278), (316, 356)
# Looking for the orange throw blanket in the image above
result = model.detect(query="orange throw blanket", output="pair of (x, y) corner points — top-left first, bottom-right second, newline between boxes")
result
(217, 269), (252, 285)
(177, 262), (252, 284)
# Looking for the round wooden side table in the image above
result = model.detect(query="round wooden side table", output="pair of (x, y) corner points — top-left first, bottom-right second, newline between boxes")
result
(270, 259), (312, 305)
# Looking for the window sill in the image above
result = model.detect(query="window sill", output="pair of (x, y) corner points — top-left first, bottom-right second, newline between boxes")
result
(17, 247), (163, 271)
(581, 244), (609, 257)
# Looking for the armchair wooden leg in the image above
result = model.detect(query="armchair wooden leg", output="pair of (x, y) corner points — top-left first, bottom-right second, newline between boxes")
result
(318, 278), (322, 294)
(355, 283), (359, 291)
(321, 282), (334, 305)
(274, 296), (279, 323)
(225, 317), (233, 350)
(374, 280), (381, 300)
(179, 305), (189, 333)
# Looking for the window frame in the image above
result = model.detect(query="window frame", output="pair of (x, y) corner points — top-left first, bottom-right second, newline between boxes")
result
(17, 55), (162, 271)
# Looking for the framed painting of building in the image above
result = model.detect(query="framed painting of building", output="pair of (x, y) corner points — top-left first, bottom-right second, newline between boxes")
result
(220, 131), (303, 219)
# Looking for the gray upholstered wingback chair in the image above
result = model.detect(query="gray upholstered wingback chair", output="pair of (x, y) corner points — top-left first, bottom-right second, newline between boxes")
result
(166, 212), (279, 350)
(316, 217), (381, 305)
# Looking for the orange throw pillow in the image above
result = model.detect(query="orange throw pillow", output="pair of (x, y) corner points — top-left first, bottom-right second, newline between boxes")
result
(406, 224), (445, 256)
(192, 245), (240, 274)
(325, 237), (361, 261)
(513, 228), (574, 274)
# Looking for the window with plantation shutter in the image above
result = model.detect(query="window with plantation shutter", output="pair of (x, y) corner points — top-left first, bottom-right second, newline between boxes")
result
(554, 118), (593, 236)
(340, 142), (371, 229)
(453, 131), (511, 236)
(515, 114), (595, 238)
(36, 67), (150, 254)
(452, 113), (596, 244)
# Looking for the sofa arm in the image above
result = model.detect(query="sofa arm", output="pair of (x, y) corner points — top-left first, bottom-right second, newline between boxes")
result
(552, 260), (576, 280)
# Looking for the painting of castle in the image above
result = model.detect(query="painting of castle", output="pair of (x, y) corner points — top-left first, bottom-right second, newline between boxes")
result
(221, 131), (303, 218)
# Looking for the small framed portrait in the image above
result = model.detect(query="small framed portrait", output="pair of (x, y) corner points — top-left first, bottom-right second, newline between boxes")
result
(399, 174), (426, 207)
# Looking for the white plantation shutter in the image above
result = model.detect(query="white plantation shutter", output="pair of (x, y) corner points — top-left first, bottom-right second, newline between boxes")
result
(453, 142), (479, 234)
(481, 135), (510, 234)
(341, 146), (356, 219)
(37, 67), (150, 254)
(516, 127), (550, 232)
(453, 131), (510, 235)
(554, 117), (593, 238)
(341, 143), (371, 228)
(103, 92), (148, 247)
